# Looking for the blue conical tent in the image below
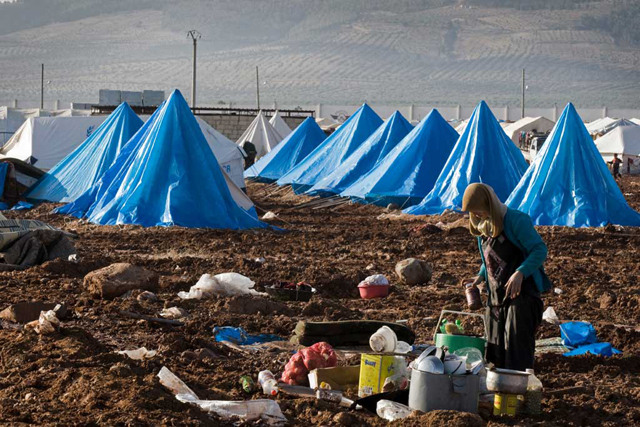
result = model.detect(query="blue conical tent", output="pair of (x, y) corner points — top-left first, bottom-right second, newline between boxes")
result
(244, 117), (326, 183)
(341, 109), (458, 207)
(404, 101), (528, 215)
(276, 104), (382, 193)
(24, 103), (143, 203)
(306, 111), (413, 197)
(55, 90), (266, 229)
(506, 103), (640, 226)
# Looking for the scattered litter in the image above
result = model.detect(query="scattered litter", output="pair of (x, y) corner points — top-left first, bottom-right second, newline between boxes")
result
(68, 254), (78, 262)
(376, 400), (412, 421)
(554, 287), (563, 295)
(34, 307), (61, 334)
(369, 326), (397, 352)
(158, 367), (286, 425)
(542, 306), (560, 325)
(254, 257), (266, 263)
(359, 274), (389, 286)
(535, 337), (571, 354)
(160, 307), (189, 319)
(178, 273), (264, 299)
(258, 370), (279, 396)
(118, 347), (157, 360)
(358, 274), (391, 299)
(262, 211), (278, 220)
(213, 326), (283, 346)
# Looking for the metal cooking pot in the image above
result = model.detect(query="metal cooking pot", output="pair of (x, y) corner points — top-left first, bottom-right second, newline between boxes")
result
(486, 368), (530, 394)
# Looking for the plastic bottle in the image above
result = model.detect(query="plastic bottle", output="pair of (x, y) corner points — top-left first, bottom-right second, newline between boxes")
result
(258, 370), (279, 396)
(524, 369), (542, 415)
(239, 375), (255, 393)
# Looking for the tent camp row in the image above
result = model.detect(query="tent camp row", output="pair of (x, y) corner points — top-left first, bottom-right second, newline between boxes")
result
(246, 100), (640, 227)
(20, 90), (265, 229)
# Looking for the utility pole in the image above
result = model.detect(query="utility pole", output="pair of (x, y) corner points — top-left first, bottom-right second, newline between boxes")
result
(256, 66), (260, 110)
(187, 30), (201, 109)
(40, 63), (44, 109)
(521, 68), (525, 119)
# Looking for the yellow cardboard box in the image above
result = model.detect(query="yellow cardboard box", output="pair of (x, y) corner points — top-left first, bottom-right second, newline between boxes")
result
(358, 354), (403, 397)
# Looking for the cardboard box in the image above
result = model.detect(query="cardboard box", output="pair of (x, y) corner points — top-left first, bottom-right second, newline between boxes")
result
(308, 366), (360, 391)
(358, 354), (405, 397)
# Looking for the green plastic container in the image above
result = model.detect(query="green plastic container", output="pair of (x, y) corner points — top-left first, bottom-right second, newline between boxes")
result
(435, 333), (486, 354)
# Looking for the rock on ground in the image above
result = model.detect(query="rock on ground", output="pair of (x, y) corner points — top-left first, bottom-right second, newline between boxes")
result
(395, 258), (433, 286)
(83, 263), (159, 299)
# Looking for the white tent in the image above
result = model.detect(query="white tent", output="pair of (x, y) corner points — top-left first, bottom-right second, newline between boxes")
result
(0, 116), (107, 170)
(237, 111), (283, 159)
(269, 111), (292, 138)
(504, 116), (555, 145)
(454, 119), (469, 134)
(585, 117), (629, 136)
(631, 118), (640, 126)
(595, 125), (640, 174)
(195, 117), (247, 190)
(315, 117), (338, 132)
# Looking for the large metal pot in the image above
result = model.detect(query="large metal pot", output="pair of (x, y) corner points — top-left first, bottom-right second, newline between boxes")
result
(486, 368), (530, 394)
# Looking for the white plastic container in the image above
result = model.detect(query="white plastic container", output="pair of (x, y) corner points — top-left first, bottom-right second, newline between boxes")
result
(369, 326), (397, 352)
(258, 370), (279, 396)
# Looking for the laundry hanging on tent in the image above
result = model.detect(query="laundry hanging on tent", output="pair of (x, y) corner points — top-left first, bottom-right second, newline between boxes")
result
(24, 103), (143, 203)
(244, 117), (326, 183)
(341, 109), (458, 207)
(305, 111), (413, 197)
(277, 104), (382, 193)
(506, 103), (640, 227)
(404, 101), (528, 215)
(55, 90), (267, 230)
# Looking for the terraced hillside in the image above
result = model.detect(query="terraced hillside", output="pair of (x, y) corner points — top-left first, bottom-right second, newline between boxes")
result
(0, 0), (638, 107)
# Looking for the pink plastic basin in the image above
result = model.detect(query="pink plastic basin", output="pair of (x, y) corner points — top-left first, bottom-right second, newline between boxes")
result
(358, 283), (390, 299)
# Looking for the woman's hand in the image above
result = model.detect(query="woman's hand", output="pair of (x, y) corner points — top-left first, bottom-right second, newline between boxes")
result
(461, 276), (484, 291)
(505, 270), (523, 299)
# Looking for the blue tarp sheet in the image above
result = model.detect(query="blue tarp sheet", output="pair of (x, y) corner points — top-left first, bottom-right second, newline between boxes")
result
(506, 103), (640, 227)
(563, 342), (622, 357)
(55, 90), (266, 229)
(25, 103), (143, 203)
(276, 104), (382, 193)
(404, 101), (528, 215)
(213, 326), (283, 345)
(244, 117), (326, 183)
(306, 111), (413, 197)
(341, 109), (458, 207)
(0, 162), (8, 199)
(560, 321), (598, 347)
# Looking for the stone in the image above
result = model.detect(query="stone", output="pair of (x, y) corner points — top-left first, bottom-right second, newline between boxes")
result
(598, 291), (617, 309)
(0, 301), (66, 324)
(395, 258), (432, 286)
(83, 263), (159, 299)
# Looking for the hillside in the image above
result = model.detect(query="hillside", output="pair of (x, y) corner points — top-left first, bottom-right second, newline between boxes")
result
(0, 0), (638, 107)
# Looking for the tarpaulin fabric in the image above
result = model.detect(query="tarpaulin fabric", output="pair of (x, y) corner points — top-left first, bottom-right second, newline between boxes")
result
(237, 111), (284, 160)
(563, 342), (622, 357)
(212, 326), (283, 345)
(506, 103), (640, 227)
(55, 90), (266, 229)
(560, 321), (598, 347)
(24, 103), (143, 203)
(305, 111), (413, 197)
(277, 104), (382, 193)
(0, 162), (7, 199)
(404, 101), (528, 215)
(244, 117), (326, 183)
(341, 109), (458, 207)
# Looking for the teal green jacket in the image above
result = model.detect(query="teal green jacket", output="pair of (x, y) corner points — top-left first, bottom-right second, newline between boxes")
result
(477, 207), (552, 293)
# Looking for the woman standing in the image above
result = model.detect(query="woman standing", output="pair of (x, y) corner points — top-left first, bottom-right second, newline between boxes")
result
(463, 183), (551, 371)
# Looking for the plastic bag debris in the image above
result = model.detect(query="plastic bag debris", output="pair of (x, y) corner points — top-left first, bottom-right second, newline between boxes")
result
(262, 211), (278, 220)
(158, 367), (286, 425)
(358, 274), (389, 286)
(178, 273), (264, 299)
(542, 307), (560, 325)
(160, 307), (189, 319)
(68, 254), (78, 262)
(35, 309), (60, 334)
(376, 399), (412, 421)
(213, 326), (283, 345)
(118, 347), (157, 360)
(554, 287), (563, 295)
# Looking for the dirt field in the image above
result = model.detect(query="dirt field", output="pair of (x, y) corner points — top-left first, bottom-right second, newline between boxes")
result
(0, 176), (639, 426)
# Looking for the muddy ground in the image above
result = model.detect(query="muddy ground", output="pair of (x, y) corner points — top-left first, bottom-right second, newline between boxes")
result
(0, 176), (639, 426)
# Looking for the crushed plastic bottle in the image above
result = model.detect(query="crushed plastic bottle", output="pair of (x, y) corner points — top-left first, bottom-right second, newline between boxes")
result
(258, 370), (279, 396)
(240, 375), (255, 393)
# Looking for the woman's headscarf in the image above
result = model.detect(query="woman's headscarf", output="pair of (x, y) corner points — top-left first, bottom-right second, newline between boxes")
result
(461, 183), (507, 238)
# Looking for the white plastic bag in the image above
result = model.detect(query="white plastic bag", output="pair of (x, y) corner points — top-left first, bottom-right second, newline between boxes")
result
(543, 306), (560, 325)
(359, 274), (389, 286)
(118, 347), (157, 360)
(178, 273), (264, 299)
(160, 307), (189, 319)
(157, 367), (286, 425)
(376, 399), (411, 421)
(35, 309), (60, 335)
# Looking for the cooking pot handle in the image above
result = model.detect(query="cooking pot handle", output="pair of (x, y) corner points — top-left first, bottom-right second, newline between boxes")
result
(451, 376), (468, 394)
(433, 309), (488, 342)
